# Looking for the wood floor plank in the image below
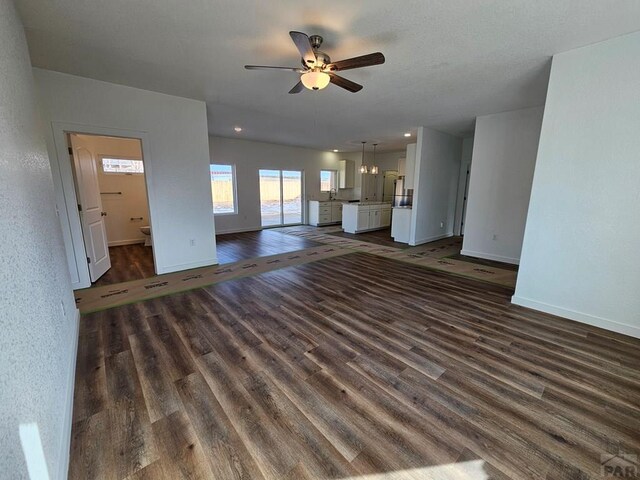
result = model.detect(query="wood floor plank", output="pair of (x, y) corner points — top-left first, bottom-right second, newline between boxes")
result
(105, 350), (158, 479)
(151, 410), (216, 479)
(145, 314), (197, 381)
(73, 318), (108, 422)
(175, 372), (265, 480)
(129, 329), (183, 423)
(242, 370), (359, 478)
(196, 350), (299, 478)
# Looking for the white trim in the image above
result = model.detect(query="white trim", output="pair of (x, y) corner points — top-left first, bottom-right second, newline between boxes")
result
(210, 163), (238, 215)
(156, 257), (218, 275)
(107, 239), (145, 247)
(511, 295), (640, 339)
(410, 232), (453, 246)
(50, 122), (157, 288)
(460, 249), (520, 265)
(56, 308), (80, 480)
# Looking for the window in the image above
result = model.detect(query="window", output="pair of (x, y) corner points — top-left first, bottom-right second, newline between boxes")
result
(320, 170), (337, 192)
(210, 164), (237, 214)
(101, 157), (144, 174)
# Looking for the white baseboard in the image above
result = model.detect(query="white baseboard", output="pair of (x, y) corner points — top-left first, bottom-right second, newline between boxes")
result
(410, 232), (453, 246)
(107, 239), (145, 247)
(57, 307), (80, 480)
(511, 295), (640, 339)
(460, 249), (520, 265)
(156, 257), (218, 275)
(215, 226), (262, 235)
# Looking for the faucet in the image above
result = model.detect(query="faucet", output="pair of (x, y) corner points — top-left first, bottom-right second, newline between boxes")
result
(329, 188), (337, 201)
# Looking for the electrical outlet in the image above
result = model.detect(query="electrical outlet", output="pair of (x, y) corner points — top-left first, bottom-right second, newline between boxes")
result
(190, 239), (196, 247)
(440, 221), (444, 228)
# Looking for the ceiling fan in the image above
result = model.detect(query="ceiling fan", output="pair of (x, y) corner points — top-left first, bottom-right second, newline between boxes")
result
(245, 31), (385, 94)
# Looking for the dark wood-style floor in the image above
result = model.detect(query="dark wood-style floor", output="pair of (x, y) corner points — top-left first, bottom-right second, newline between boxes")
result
(94, 230), (320, 288)
(94, 243), (155, 287)
(71, 252), (640, 480)
(216, 229), (321, 264)
(328, 227), (411, 249)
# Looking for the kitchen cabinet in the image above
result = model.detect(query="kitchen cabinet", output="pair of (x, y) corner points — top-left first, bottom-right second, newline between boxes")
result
(391, 207), (412, 243)
(397, 157), (406, 176)
(338, 159), (355, 189)
(343, 202), (391, 233)
(308, 200), (343, 226)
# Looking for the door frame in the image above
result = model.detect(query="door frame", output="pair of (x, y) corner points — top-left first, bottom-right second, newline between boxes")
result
(258, 168), (305, 228)
(51, 122), (156, 289)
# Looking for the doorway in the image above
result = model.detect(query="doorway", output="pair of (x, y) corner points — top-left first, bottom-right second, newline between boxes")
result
(259, 169), (304, 227)
(382, 170), (398, 203)
(68, 133), (155, 286)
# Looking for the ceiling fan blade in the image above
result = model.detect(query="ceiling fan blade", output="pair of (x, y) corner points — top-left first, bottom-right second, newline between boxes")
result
(245, 65), (304, 72)
(329, 74), (363, 93)
(289, 31), (316, 67)
(327, 52), (385, 72)
(288, 81), (304, 94)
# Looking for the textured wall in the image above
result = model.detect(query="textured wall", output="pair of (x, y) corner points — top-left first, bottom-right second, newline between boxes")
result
(514, 31), (640, 337)
(35, 68), (216, 283)
(462, 106), (543, 264)
(0, 1), (77, 478)
(410, 127), (462, 245)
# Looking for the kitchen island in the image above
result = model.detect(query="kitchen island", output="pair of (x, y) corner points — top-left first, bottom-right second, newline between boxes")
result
(342, 202), (392, 234)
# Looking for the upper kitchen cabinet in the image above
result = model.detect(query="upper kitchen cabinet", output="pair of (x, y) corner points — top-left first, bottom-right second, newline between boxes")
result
(405, 143), (417, 190)
(398, 157), (406, 176)
(338, 159), (355, 189)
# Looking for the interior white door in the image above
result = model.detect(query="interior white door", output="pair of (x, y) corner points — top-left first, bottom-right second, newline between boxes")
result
(70, 134), (111, 282)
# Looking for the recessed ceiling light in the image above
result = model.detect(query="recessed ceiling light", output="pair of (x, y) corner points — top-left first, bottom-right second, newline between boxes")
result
(234, 126), (242, 132)
(333, 149), (339, 152)
(404, 132), (411, 137)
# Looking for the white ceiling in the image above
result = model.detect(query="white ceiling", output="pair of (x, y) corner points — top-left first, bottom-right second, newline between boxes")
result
(16, 0), (640, 151)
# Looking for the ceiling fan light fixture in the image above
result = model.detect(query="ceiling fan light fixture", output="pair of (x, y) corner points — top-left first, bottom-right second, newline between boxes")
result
(301, 71), (330, 91)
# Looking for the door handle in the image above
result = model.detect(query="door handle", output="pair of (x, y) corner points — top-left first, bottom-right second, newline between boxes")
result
(101, 211), (107, 217)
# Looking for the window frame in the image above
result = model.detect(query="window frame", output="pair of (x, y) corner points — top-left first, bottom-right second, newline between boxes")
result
(210, 163), (238, 216)
(320, 169), (338, 193)
(99, 155), (145, 175)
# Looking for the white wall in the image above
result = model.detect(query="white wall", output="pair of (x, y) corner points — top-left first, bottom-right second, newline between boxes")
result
(75, 134), (149, 246)
(0, 2), (77, 478)
(34, 68), (216, 286)
(453, 136), (474, 236)
(210, 136), (355, 234)
(514, 32), (640, 338)
(461, 107), (544, 264)
(410, 127), (462, 245)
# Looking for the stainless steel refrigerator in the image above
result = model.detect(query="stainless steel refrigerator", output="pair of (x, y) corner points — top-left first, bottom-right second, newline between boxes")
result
(393, 176), (413, 207)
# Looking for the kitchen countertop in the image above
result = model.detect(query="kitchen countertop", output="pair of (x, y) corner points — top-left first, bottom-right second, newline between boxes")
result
(344, 201), (392, 206)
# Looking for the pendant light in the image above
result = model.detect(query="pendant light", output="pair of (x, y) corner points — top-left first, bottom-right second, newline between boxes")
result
(359, 141), (369, 174)
(371, 144), (379, 175)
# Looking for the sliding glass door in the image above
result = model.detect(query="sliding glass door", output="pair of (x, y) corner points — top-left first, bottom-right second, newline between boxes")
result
(259, 169), (303, 227)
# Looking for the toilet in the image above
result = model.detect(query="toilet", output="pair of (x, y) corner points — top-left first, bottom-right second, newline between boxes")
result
(140, 226), (152, 247)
